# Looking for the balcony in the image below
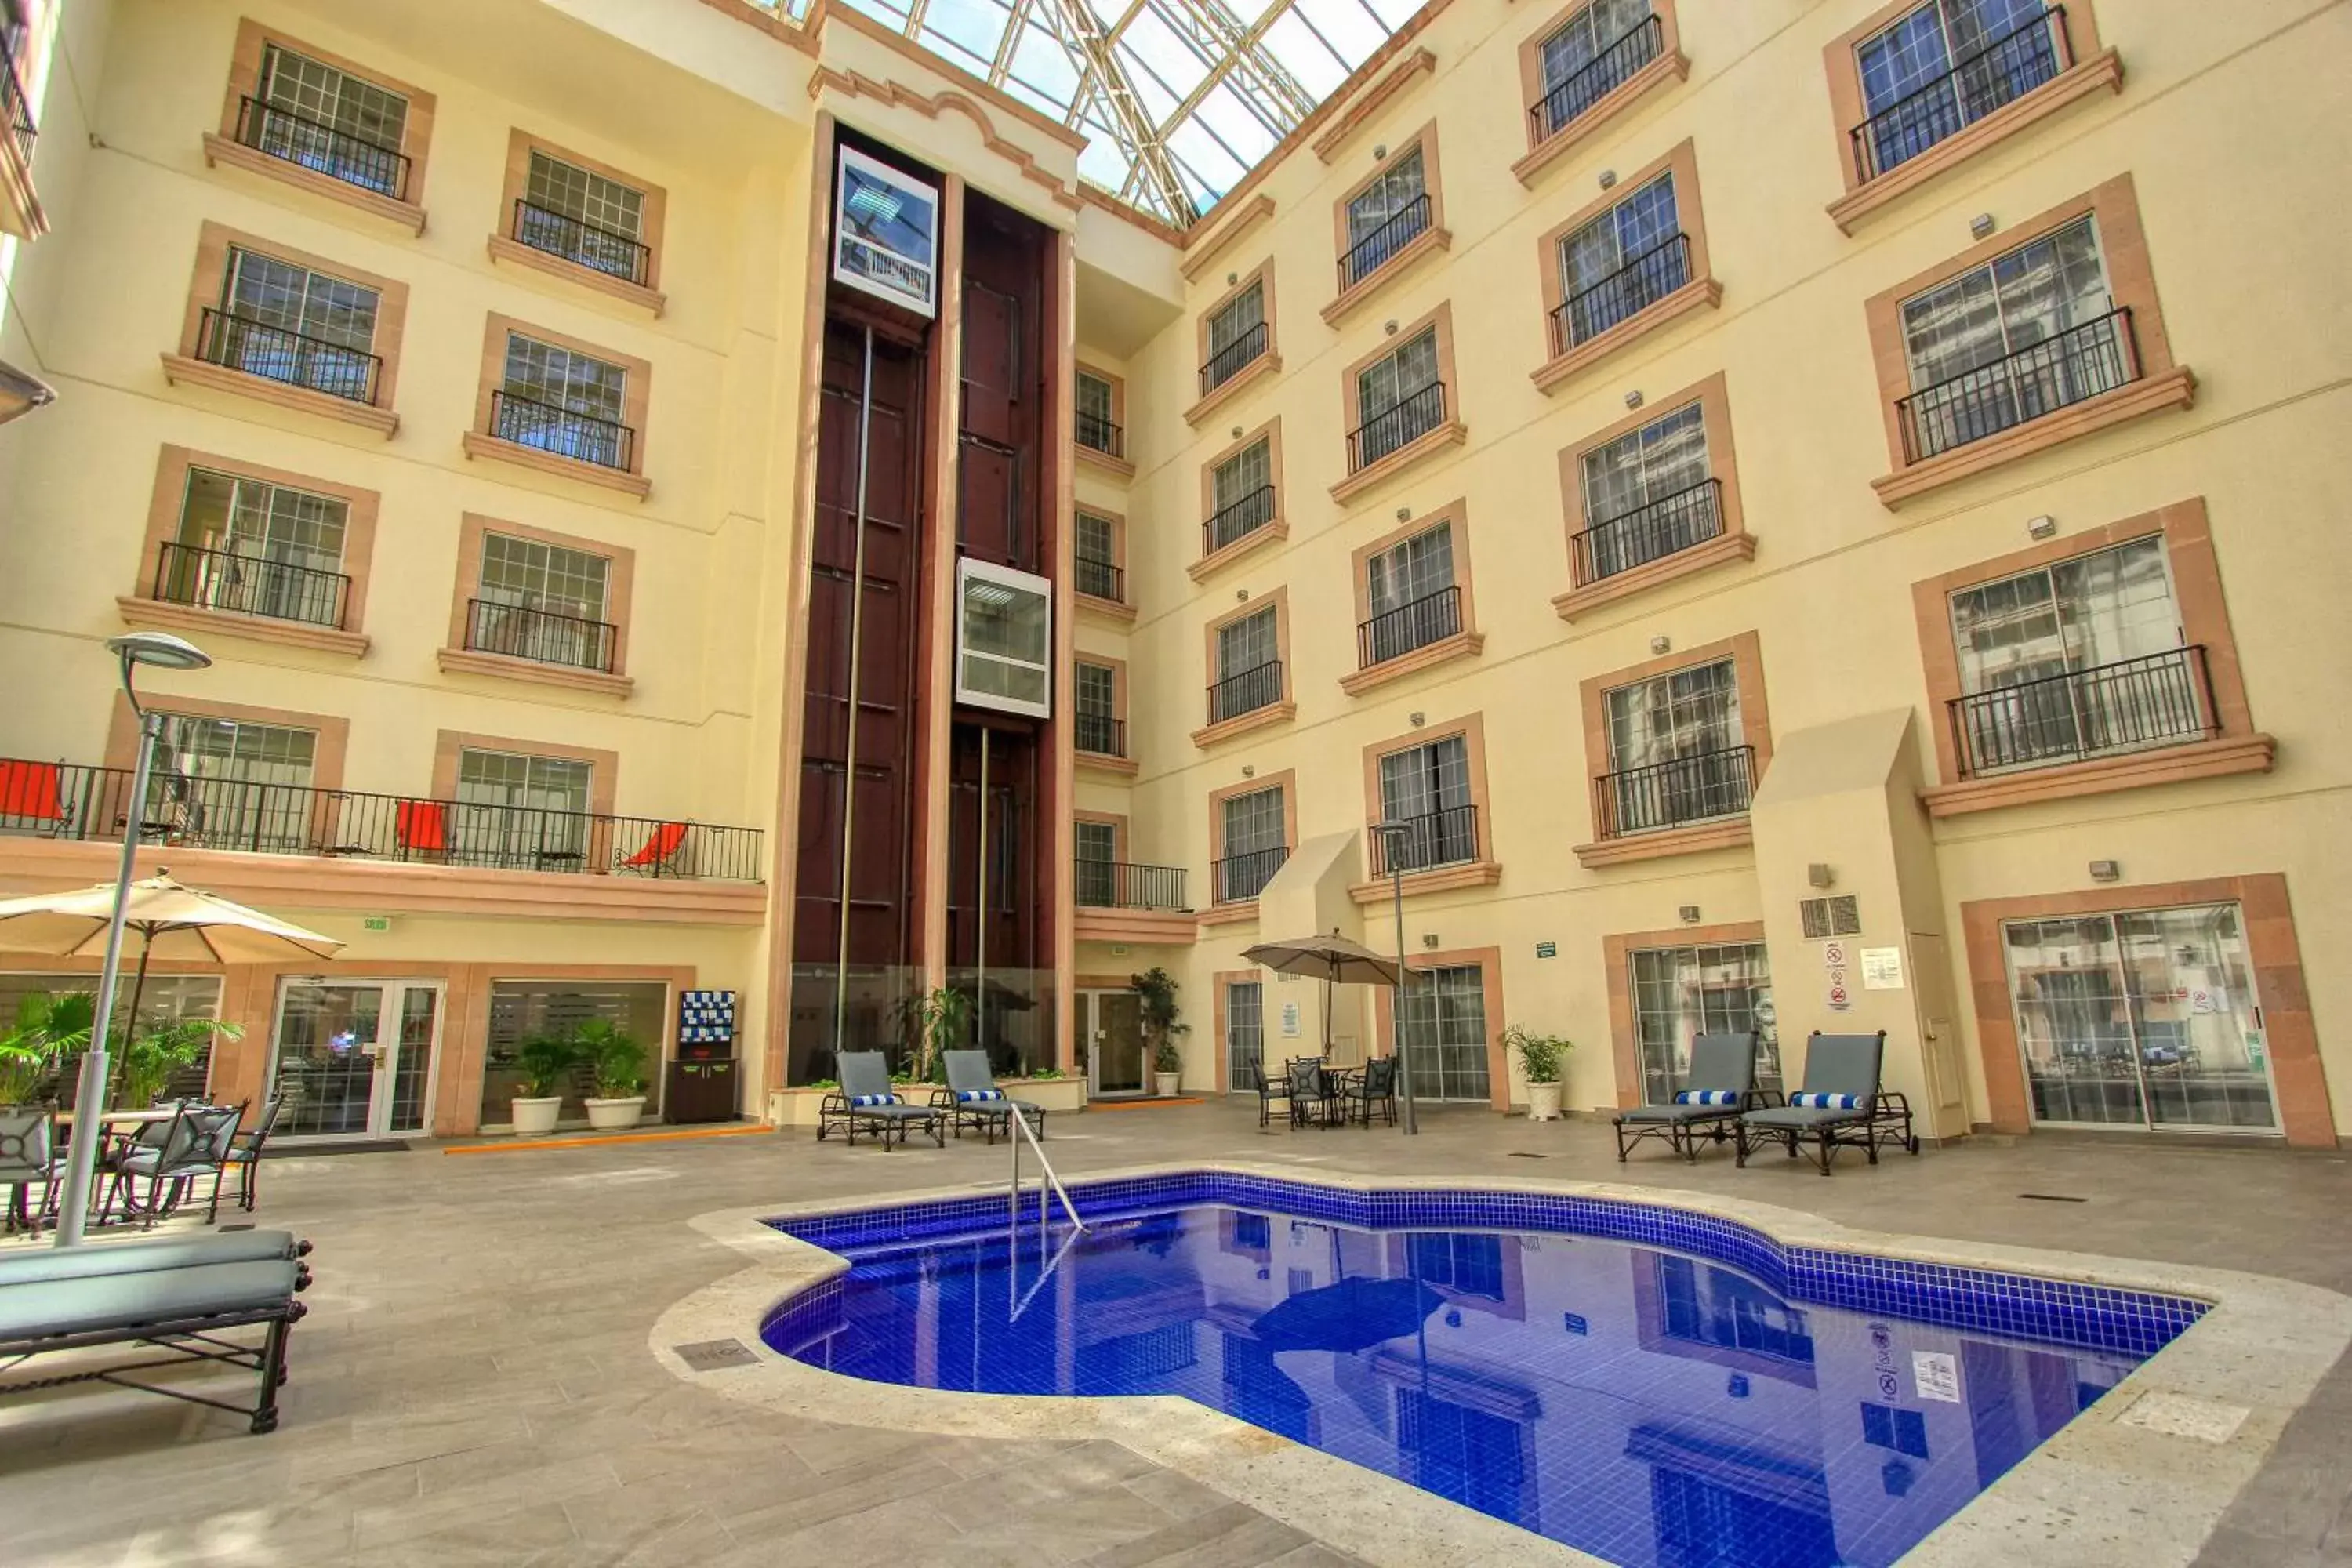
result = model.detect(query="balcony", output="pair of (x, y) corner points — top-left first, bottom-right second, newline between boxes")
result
(230, 96), (410, 202)
(488, 387), (635, 472)
(1950, 646), (2217, 779)
(1550, 233), (1692, 359)
(2, 27), (34, 174)
(1347, 381), (1446, 474)
(153, 543), (350, 631)
(1369, 804), (1479, 877)
(1358, 585), (1461, 669)
(1851, 5), (2068, 186)
(1592, 745), (1754, 840)
(1075, 554), (1124, 605)
(1200, 321), (1269, 398)
(1076, 713), (1127, 759)
(0, 759), (762, 882)
(194, 308), (380, 406)
(1337, 194), (1431, 294)
(510, 199), (651, 286)
(1896, 307), (2138, 464)
(1208, 661), (1283, 725)
(1202, 485), (1276, 557)
(1213, 844), (1288, 906)
(1076, 410), (1125, 460)
(1074, 858), (1188, 912)
(464, 598), (619, 674)
(1573, 479), (1724, 587)
(1530, 14), (1664, 146)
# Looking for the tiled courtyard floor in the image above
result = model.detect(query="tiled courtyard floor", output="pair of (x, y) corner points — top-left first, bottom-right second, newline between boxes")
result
(2, 1102), (2347, 1566)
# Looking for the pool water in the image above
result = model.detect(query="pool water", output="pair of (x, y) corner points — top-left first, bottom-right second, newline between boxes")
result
(763, 1178), (2201, 1567)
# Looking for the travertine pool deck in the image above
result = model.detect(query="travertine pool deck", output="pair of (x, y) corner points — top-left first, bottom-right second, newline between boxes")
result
(3, 1102), (2348, 1566)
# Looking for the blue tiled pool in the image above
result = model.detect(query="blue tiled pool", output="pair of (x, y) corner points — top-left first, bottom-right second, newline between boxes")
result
(762, 1174), (2204, 1566)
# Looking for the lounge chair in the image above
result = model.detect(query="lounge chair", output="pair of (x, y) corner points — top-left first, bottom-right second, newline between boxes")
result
(818, 1052), (944, 1149)
(929, 1050), (1044, 1144)
(1736, 1030), (1919, 1175)
(618, 820), (690, 877)
(1613, 1032), (1769, 1163)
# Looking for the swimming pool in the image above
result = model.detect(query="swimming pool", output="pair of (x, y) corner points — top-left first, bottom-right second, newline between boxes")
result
(760, 1173), (2205, 1567)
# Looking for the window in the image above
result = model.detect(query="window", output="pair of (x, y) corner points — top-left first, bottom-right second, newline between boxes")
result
(470, 533), (616, 673)
(1217, 785), (1286, 903)
(1075, 660), (1121, 757)
(453, 748), (593, 871)
(1407, 1233), (1504, 1300)
(0, 973), (223, 1103)
(1947, 535), (2209, 776)
(495, 333), (633, 469)
(954, 558), (1052, 717)
(1226, 980), (1265, 1091)
(515, 150), (649, 284)
(1656, 1255), (1813, 1363)
(1361, 523), (1459, 666)
(243, 42), (410, 199)
(1853, 1), (2067, 183)
(1207, 440), (1276, 556)
(1075, 511), (1122, 603)
(1555, 173), (1686, 353)
(1532, 0), (1661, 143)
(161, 466), (350, 629)
(1075, 818), (1118, 907)
(1076, 370), (1121, 457)
(205, 247), (381, 404)
(150, 713), (318, 854)
(1210, 605), (1281, 724)
(1374, 735), (1476, 873)
(1201, 279), (1268, 394)
(1627, 941), (1780, 1105)
(1599, 658), (1750, 835)
(1350, 327), (1443, 470)
(1398, 964), (1490, 1101)
(1896, 215), (2130, 462)
(1575, 401), (1721, 585)
(1339, 147), (1429, 291)
(481, 979), (668, 1124)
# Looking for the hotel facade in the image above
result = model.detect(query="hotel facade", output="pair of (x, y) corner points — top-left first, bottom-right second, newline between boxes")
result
(0, 0), (2344, 1148)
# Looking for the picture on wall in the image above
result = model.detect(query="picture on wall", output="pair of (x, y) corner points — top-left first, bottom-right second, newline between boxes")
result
(833, 147), (938, 317)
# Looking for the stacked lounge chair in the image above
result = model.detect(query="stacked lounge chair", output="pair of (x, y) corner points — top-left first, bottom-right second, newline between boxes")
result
(930, 1051), (1045, 1144)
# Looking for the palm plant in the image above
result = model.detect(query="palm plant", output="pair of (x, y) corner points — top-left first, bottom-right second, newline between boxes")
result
(114, 1016), (241, 1109)
(0, 990), (91, 1104)
(575, 1018), (647, 1099)
(514, 1033), (580, 1099)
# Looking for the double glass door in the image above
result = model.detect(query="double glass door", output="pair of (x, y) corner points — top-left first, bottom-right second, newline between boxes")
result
(1078, 989), (1147, 1096)
(269, 980), (444, 1138)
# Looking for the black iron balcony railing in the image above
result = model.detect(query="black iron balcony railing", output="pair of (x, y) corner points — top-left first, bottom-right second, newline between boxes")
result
(2, 29), (35, 170)
(1358, 584), (1462, 668)
(196, 309), (381, 405)
(1851, 5), (2069, 184)
(1550, 231), (1691, 357)
(1076, 713), (1127, 758)
(490, 387), (635, 471)
(1076, 409), (1125, 458)
(1200, 320), (1269, 396)
(1075, 858), (1189, 912)
(511, 199), (652, 285)
(1075, 554), (1124, 604)
(1529, 13), (1664, 145)
(1213, 844), (1288, 905)
(153, 542), (350, 630)
(1338, 193), (1432, 292)
(1572, 477), (1724, 586)
(0, 758), (763, 880)
(1896, 306), (2136, 463)
(1347, 380), (1446, 473)
(1208, 660), (1284, 724)
(1370, 804), (1479, 877)
(1203, 484), (1276, 554)
(1949, 645), (2215, 779)
(464, 598), (619, 673)
(231, 96), (409, 201)
(1592, 743), (1755, 839)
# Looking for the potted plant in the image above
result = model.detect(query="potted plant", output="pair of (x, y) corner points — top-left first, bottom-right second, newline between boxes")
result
(114, 1015), (241, 1109)
(510, 1033), (578, 1135)
(908, 986), (971, 1083)
(0, 991), (90, 1105)
(1504, 1025), (1572, 1122)
(1131, 967), (1189, 1098)
(577, 1020), (649, 1131)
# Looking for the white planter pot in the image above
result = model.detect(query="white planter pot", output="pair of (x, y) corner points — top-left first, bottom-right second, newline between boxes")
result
(510, 1096), (564, 1136)
(583, 1096), (645, 1131)
(1525, 1081), (1564, 1122)
(1153, 1071), (1182, 1098)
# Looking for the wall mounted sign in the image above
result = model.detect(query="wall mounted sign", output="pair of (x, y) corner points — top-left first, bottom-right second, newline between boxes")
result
(833, 147), (938, 318)
(1280, 1001), (1301, 1037)
(1860, 946), (1905, 990)
(1534, 941), (1558, 959)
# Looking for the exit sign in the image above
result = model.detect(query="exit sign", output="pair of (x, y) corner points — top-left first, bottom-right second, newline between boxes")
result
(361, 916), (392, 932)
(1535, 941), (1558, 959)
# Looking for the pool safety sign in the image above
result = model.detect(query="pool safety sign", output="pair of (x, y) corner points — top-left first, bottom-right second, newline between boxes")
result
(1822, 938), (1854, 1011)
(1862, 946), (1906, 989)
(1869, 1324), (1900, 1402)
(1280, 1001), (1301, 1037)
(1912, 1351), (1962, 1403)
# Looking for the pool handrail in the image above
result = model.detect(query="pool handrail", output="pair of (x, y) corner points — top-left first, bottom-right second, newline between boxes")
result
(1008, 1098), (1087, 1234)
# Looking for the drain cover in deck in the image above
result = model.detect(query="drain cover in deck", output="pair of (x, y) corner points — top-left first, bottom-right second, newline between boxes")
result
(673, 1338), (760, 1372)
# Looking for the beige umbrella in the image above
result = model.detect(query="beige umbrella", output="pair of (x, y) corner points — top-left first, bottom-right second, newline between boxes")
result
(1240, 930), (1404, 1057)
(0, 869), (342, 1245)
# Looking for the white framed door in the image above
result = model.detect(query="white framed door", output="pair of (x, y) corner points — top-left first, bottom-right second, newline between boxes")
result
(268, 979), (446, 1139)
(1080, 990), (1147, 1097)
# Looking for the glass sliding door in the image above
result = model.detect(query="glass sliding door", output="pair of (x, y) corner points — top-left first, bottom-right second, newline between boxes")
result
(1398, 964), (1491, 1102)
(1083, 990), (1147, 1096)
(1627, 942), (1780, 1106)
(269, 980), (444, 1138)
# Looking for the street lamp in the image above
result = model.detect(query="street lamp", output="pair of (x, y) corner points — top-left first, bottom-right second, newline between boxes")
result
(1373, 819), (1420, 1136)
(0, 359), (56, 426)
(53, 632), (211, 1247)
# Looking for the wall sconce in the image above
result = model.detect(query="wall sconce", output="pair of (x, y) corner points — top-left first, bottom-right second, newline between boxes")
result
(1396, 506), (1411, 521)
(1383, 318), (1399, 336)
(1373, 143), (1388, 160)
(1679, 905), (1701, 924)
(1421, 933), (1440, 949)
(1808, 863), (1836, 889)
(1623, 389), (1643, 410)
(1649, 634), (1671, 655)
(1598, 169), (1617, 189)
(1235, 587), (1250, 601)
(2089, 859), (2121, 882)
(1970, 212), (1996, 239)
(1241, 764), (1255, 778)
(1408, 711), (1425, 727)
(1225, 271), (1237, 286)
(1229, 426), (1243, 439)
(2027, 514), (2058, 539)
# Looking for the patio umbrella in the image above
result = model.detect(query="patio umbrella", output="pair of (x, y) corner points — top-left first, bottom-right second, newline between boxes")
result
(1240, 930), (1403, 1057)
(0, 869), (343, 1245)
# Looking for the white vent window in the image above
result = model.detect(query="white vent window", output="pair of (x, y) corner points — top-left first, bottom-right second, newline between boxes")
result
(955, 557), (1052, 717)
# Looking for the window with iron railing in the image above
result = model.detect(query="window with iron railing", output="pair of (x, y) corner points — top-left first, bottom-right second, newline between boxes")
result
(514, 150), (652, 285)
(1075, 511), (1123, 603)
(1210, 607), (1281, 724)
(240, 42), (410, 200)
(159, 466), (351, 630)
(1598, 657), (1750, 835)
(455, 749), (592, 870)
(469, 532), (617, 673)
(1574, 401), (1721, 585)
(147, 713), (319, 855)
(1350, 328), (1443, 470)
(1853, 1), (2069, 184)
(1530, 0), (1661, 144)
(1201, 281), (1268, 395)
(1552, 173), (1687, 356)
(1075, 661), (1123, 757)
(495, 334), (633, 470)
(1205, 439), (1276, 554)
(1076, 371), (1123, 457)
(1375, 736), (1477, 873)
(204, 247), (382, 404)
(2, 2), (37, 171)
(1339, 147), (1429, 292)
(1074, 820), (1119, 907)
(1217, 786), (1287, 903)
(1360, 523), (1459, 666)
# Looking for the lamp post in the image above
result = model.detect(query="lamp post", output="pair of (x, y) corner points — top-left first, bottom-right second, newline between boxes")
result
(1374, 820), (1419, 1136)
(53, 632), (212, 1247)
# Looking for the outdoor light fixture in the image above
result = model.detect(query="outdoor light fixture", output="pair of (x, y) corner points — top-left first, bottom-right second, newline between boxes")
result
(1230, 426), (1243, 439)
(1241, 764), (1255, 778)
(1373, 143), (1387, 160)
(1235, 587), (1249, 601)
(1809, 862), (1836, 889)
(0, 359), (56, 426)
(1421, 933), (1439, 949)
(1624, 390), (1643, 409)
(1649, 634), (1671, 655)
(1373, 819), (1425, 1136)
(1970, 212), (1996, 238)
(1409, 711), (1425, 726)
(2028, 514), (2059, 539)
(1384, 318), (1398, 335)
(2090, 859), (2121, 882)
(1396, 506), (1411, 521)
(1599, 169), (1617, 188)
(1226, 271), (1237, 285)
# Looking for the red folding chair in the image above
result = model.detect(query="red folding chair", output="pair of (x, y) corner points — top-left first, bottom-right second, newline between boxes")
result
(395, 800), (448, 861)
(617, 820), (689, 877)
(0, 760), (68, 831)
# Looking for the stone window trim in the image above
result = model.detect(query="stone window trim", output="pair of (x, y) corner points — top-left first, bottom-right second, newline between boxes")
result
(1199, 768), (1299, 927)
(1350, 711), (1502, 904)
(1602, 920), (1766, 1107)
(462, 311), (655, 498)
(1368, 945), (1510, 1112)
(1323, 121), (1454, 328)
(1958, 873), (2331, 1149)
(1865, 173), (2193, 505)
(488, 128), (669, 315)
(1531, 138), (1719, 397)
(1075, 362), (1134, 477)
(1192, 586), (1295, 748)
(430, 729), (619, 820)
(1343, 498), (1486, 695)
(1573, 630), (1772, 867)
(1073, 653), (1138, 776)
(1552, 371), (1754, 621)
(1185, 260), (1281, 426)
(1512, 0), (1691, 183)
(1192, 416), (1289, 580)
(1331, 299), (1468, 507)
(121, 445), (379, 659)
(1073, 808), (1128, 864)
(1909, 496), (2270, 815)
(435, 513), (638, 699)
(1073, 505), (1134, 621)
(163, 221), (409, 436)
(104, 694), (351, 795)
(1823, 0), (2119, 231)
(205, 18), (437, 233)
